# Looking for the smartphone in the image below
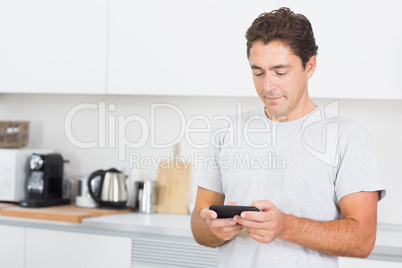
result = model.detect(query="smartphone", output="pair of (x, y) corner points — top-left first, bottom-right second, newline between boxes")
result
(209, 205), (260, 218)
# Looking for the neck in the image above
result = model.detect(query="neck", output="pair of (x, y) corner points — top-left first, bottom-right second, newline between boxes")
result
(265, 99), (317, 122)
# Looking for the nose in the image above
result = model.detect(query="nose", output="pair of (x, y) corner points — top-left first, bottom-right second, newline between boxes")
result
(263, 73), (275, 93)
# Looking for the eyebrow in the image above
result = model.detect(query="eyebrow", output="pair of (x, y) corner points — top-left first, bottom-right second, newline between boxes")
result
(250, 64), (289, 70)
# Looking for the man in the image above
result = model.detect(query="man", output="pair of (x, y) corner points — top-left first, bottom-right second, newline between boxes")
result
(191, 7), (386, 267)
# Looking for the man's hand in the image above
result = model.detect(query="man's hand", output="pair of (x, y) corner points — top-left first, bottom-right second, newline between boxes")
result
(234, 192), (379, 258)
(200, 201), (244, 242)
(234, 200), (284, 243)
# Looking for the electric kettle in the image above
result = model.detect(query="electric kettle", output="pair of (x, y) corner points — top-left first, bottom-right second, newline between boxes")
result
(87, 168), (128, 209)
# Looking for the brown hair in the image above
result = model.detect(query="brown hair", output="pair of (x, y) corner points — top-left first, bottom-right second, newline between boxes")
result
(246, 7), (318, 68)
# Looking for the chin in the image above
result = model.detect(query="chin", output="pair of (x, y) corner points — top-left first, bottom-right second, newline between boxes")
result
(265, 105), (287, 119)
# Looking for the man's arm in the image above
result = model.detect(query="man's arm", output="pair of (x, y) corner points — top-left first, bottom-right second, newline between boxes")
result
(235, 191), (378, 258)
(191, 187), (243, 248)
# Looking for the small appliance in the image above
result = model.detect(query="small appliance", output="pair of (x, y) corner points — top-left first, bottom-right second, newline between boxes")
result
(133, 181), (144, 210)
(87, 168), (128, 209)
(19, 153), (71, 207)
(0, 148), (52, 202)
(132, 180), (158, 213)
(75, 176), (98, 208)
(138, 180), (157, 213)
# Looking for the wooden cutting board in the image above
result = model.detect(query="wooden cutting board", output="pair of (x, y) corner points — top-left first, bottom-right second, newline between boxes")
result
(0, 204), (132, 223)
(0, 202), (17, 210)
(156, 160), (191, 214)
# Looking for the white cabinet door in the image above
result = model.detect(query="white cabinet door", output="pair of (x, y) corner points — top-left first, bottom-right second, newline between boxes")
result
(25, 228), (131, 268)
(107, 0), (278, 96)
(0, 225), (25, 268)
(280, 0), (402, 100)
(0, 0), (108, 94)
(131, 234), (218, 267)
(339, 257), (402, 268)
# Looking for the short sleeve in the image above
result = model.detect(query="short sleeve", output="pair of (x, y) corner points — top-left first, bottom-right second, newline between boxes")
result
(196, 123), (224, 194)
(335, 123), (386, 202)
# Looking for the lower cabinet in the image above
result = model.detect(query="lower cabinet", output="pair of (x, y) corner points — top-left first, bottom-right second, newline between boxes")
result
(4, 224), (402, 268)
(0, 223), (217, 268)
(131, 234), (218, 268)
(25, 228), (132, 268)
(0, 225), (25, 268)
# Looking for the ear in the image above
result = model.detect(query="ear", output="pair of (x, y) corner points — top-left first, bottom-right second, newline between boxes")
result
(305, 56), (316, 79)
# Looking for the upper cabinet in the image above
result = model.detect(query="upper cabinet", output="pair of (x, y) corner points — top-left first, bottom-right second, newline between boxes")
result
(107, 0), (277, 96)
(1, 1), (401, 99)
(280, 0), (402, 100)
(0, 0), (108, 94)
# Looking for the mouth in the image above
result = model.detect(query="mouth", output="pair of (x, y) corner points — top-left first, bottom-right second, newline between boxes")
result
(265, 96), (284, 101)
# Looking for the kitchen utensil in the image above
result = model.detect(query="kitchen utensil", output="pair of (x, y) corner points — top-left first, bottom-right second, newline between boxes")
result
(87, 168), (128, 209)
(20, 153), (71, 208)
(1, 204), (131, 223)
(126, 168), (141, 208)
(139, 180), (157, 213)
(133, 181), (144, 210)
(76, 176), (98, 208)
(156, 144), (191, 214)
(156, 161), (191, 214)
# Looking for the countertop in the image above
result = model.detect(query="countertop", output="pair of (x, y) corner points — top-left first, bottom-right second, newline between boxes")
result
(82, 212), (193, 237)
(371, 224), (402, 262)
(0, 211), (192, 238)
(1, 212), (402, 261)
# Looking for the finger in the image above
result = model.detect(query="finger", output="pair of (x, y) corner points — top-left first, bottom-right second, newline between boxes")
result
(226, 201), (238, 206)
(214, 225), (244, 241)
(245, 227), (272, 237)
(220, 224), (244, 233)
(200, 207), (217, 220)
(239, 210), (268, 223)
(209, 218), (237, 228)
(251, 200), (275, 212)
(247, 232), (273, 244)
(235, 215), (265, 228)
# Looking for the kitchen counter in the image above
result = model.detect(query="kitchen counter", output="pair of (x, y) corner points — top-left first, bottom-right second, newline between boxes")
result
(82, 212), (193, 237)
(1, 212), (402, 262)
(0, 211), (192, 238)
(370, 224), (402, 262)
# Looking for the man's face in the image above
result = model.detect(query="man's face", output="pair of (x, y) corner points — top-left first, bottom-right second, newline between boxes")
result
(249, 40), (316, 121)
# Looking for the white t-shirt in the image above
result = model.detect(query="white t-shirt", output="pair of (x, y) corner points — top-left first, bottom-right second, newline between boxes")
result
(196, 106), (386, 268)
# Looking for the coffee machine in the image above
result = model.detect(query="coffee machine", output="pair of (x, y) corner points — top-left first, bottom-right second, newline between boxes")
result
(20, 153), (70, 208)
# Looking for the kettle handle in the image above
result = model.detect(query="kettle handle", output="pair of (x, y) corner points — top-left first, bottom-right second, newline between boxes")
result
(87, 169), (105, 206)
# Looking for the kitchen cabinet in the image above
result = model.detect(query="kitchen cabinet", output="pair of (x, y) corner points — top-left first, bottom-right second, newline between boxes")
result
(0, 225), (25, 268)
(131, 234), (217, 267)
(1, 1), (401, 99)
(0, 0), (108, 94)
(280, 0), (402, 100)
(1, 212), (220, 268)
(107, 0), (277, 96)
(25, 228), (131, 268)
(339, 257), (402, 268)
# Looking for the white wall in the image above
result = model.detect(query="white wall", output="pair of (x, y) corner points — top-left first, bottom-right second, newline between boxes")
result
(0, 94), (401, 225)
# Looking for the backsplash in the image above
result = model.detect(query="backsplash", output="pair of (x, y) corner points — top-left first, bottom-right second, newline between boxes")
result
(0, 93), (401, 225)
